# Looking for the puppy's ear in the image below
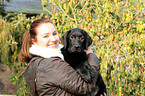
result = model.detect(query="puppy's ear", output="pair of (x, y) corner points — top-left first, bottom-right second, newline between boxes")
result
(83, 30), (93, 49)
(60, 29), (71, 49)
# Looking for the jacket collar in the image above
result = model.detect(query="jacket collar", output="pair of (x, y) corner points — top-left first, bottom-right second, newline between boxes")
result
(29, 44), (64, 60)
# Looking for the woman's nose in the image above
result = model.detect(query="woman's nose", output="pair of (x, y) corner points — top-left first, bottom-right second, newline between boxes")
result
(49, 35), (56, 41)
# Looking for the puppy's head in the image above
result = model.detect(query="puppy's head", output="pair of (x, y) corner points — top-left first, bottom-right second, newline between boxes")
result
(61, 28), (93, 53)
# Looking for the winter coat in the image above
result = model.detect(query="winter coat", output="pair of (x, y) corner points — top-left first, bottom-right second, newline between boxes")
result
(24, 53), (100, 96)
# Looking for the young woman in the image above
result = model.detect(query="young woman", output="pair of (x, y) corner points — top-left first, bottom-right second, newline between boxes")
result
(18, 18), (105, 96)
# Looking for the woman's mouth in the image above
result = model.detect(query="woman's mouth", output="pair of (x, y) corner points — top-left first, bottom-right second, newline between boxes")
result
(47, 43), (57, 48)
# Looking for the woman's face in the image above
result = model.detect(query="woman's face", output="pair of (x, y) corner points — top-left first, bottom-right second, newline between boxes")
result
(32, 23), (59, 49)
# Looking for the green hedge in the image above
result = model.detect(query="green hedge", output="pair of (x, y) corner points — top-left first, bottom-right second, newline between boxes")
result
(0, 0), (145, 95)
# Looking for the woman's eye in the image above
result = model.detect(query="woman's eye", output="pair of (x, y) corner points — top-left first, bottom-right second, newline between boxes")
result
(53, 32), (57, 35)
(43, 35), (48, 38)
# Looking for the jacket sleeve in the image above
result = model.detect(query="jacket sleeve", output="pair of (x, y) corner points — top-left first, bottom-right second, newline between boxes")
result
(36, 57), (98, 95)
(87, 53), (107, 95)
(87, 53), (100, 71)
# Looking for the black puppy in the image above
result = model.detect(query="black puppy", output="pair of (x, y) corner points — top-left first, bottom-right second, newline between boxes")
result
(61, 28), (107, 96)
(61, 28), (95, 83)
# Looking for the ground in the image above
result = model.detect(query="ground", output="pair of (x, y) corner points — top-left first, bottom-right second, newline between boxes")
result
(0, 63), (17, 95)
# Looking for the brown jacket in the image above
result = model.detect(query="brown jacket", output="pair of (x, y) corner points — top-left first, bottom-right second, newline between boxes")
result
(24, 53), (100, 96)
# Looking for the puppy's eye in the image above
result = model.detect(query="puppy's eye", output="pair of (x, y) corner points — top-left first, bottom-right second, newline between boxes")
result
(70, 36), (75, 39)
(80, 36), (84, 41)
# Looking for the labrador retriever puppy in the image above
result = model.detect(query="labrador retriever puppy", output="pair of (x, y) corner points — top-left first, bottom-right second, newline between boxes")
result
(61, 28), (107, 96)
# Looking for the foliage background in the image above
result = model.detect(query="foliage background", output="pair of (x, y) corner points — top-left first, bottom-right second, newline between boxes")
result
(0, 0), (145, 95)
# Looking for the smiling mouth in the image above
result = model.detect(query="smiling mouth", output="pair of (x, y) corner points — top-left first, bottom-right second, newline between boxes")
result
(49, 44), (56, 46)
(47, 43), (57, 48)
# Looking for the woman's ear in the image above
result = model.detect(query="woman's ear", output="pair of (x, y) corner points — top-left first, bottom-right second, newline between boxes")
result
(31, 38), (37, 45)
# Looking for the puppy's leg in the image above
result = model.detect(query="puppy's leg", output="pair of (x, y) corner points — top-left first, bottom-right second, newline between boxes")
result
(95, 74), (107, 96)
(75, 65), (92, 83)
(84, 61), (107, 96)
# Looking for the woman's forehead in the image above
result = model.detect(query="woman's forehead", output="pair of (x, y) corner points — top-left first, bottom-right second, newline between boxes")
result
(36, 23), (57, 35)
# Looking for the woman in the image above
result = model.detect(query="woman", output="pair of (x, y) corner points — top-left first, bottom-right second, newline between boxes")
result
(18, 18), (103, 96)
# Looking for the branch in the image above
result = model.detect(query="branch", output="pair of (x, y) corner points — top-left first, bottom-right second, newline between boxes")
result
(69, 4), (78, 25)
(55, 2), (75, 21)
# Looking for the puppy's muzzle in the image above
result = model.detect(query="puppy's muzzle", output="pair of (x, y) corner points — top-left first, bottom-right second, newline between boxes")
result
(74, 45), (81, 49)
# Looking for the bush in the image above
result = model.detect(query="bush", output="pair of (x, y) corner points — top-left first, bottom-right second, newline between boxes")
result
(0, 0), (145, 95)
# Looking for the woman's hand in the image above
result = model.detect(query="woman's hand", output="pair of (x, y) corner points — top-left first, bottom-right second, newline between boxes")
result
(100, 92), (107, 96)
(84, 47), (93, 54)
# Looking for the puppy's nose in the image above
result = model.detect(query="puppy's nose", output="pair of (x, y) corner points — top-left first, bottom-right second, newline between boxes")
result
(74, 45), (80, 48)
